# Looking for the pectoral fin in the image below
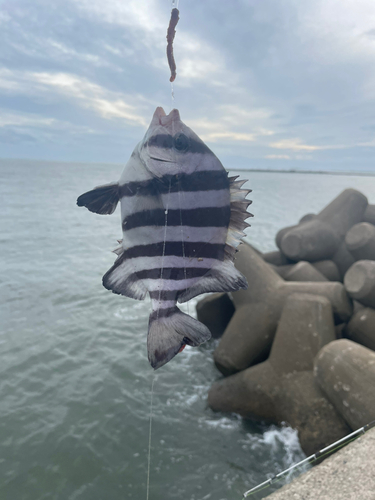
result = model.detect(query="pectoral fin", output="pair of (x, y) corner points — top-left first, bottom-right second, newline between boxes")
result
(77, 182), (119, 215)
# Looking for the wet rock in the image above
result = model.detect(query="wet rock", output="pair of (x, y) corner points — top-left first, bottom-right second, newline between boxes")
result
(209, 295), (349, 455)
(344, 260), (375, 308)
(345, 222), (375, 261)
(312, 260), (341, 282)
(196, 293), (235, 339)
(280, 189), (368, 262)
(345, 308), (375, 351)
(284, 261), (328, 282)
(315, 339), (375, 429)
(214, 243), (353, 375)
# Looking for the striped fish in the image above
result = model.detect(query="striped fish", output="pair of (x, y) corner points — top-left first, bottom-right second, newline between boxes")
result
(77, 107), (252, 369)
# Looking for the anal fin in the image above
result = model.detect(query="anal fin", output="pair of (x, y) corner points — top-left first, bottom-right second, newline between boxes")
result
(178, 260), (248, 303)
(102, 253), (147, 300)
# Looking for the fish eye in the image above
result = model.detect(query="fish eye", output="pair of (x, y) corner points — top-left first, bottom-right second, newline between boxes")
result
(173, 133), (189, 151)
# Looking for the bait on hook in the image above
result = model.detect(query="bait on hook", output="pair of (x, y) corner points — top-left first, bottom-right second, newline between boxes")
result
(166, 8), (180, 82)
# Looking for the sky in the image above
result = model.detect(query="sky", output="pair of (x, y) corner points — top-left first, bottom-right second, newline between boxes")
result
(1, 0), (375, 172)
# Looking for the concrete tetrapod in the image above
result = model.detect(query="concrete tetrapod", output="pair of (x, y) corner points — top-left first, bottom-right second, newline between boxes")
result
(345, 308), (375, 351)
(344, 260), (375, 308)
(208, 294), (350, 455)
(332, 240), (355, 280)
(196, 293), (234, 339)
(271, 263), (294, 279)
(214, 242), (353, 375)
(345, 222), (375, 261)
(273, 260), (340, 281)
(315, 339), (375, 430)
(275, 214), (316, 249)
(284, 261), (328, 282)
(263, 250), (292, 266)
(363, 204), (375, 225)
(280, 189), (367, 262)
(312, 260), (341, 281)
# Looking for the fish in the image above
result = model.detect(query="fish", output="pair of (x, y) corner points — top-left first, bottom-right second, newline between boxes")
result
(77, 107), (252, 369)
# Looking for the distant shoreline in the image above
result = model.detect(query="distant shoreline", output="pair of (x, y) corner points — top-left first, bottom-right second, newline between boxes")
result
(244, 168), (375, 177)
(0, 158), (374, 177)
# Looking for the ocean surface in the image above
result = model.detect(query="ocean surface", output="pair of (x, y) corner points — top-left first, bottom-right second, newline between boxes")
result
(2, 158), (375, 500)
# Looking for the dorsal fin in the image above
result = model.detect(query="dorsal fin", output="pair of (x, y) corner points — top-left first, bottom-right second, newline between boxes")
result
(224, 176), (253, 256)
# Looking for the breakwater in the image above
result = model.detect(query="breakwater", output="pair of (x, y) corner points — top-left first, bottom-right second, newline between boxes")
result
(198, 188), (375, 457)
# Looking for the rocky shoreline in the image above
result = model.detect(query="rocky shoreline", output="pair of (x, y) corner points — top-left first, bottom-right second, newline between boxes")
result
(196, 188), (375, 458)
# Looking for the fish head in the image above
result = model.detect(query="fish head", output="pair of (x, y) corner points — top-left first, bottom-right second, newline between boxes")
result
(139, 107), (212, 177)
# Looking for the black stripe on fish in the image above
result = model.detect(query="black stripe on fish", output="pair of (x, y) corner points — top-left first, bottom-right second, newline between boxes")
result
(130, 267), (210, 281)
(144, 134), (211, 155)
(122, 242), (225, 260)
(149, 290), (178, 301)
(149, 306), (179, 322)
(122, 206), (231, 231)
(119, 170), (229, 198)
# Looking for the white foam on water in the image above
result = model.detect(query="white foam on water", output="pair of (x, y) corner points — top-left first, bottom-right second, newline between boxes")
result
(200, 414), (242, 431)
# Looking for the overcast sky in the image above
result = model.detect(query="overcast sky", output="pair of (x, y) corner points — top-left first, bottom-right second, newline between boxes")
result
(1, 0), (375, 172)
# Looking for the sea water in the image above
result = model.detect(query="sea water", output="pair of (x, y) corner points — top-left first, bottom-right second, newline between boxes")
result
(1, 159), (375, 500)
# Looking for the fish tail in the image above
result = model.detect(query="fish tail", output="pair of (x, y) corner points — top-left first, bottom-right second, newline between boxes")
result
(147, 306), (211, 370)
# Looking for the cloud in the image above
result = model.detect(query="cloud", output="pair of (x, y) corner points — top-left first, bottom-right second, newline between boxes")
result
(32, 72), (149, 125)
(364, 28), (375, 38)
(269, 138), (347, 152)
(1, 0), (375, 169)
(0, 109), (96, 134)
(0, 128), (36, 144)
(0, 69), (149, 126)
(265, 154), (291, 160)
(358, 139), (375, 147)
(71, 0), (165, 33)
(201, 131), (256, 142)
(187, 105), (276, 145)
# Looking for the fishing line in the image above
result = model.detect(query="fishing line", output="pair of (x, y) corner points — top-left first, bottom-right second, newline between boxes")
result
(170, 101), (190, 318)
(242, 419), (375, 498)
(178, 186), (190, 317)
(170, 82), (175, 111)
(146, 372), (156, 500)
(157, 178), (172, 310)
(147, 175), (171, 500)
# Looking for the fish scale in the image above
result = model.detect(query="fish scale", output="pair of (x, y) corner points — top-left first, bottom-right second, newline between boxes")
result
(77, 107), (252, 369)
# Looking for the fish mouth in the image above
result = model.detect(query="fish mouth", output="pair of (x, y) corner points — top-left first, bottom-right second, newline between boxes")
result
(161, 108), (180, 126)
(152, 107), (181, 126)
